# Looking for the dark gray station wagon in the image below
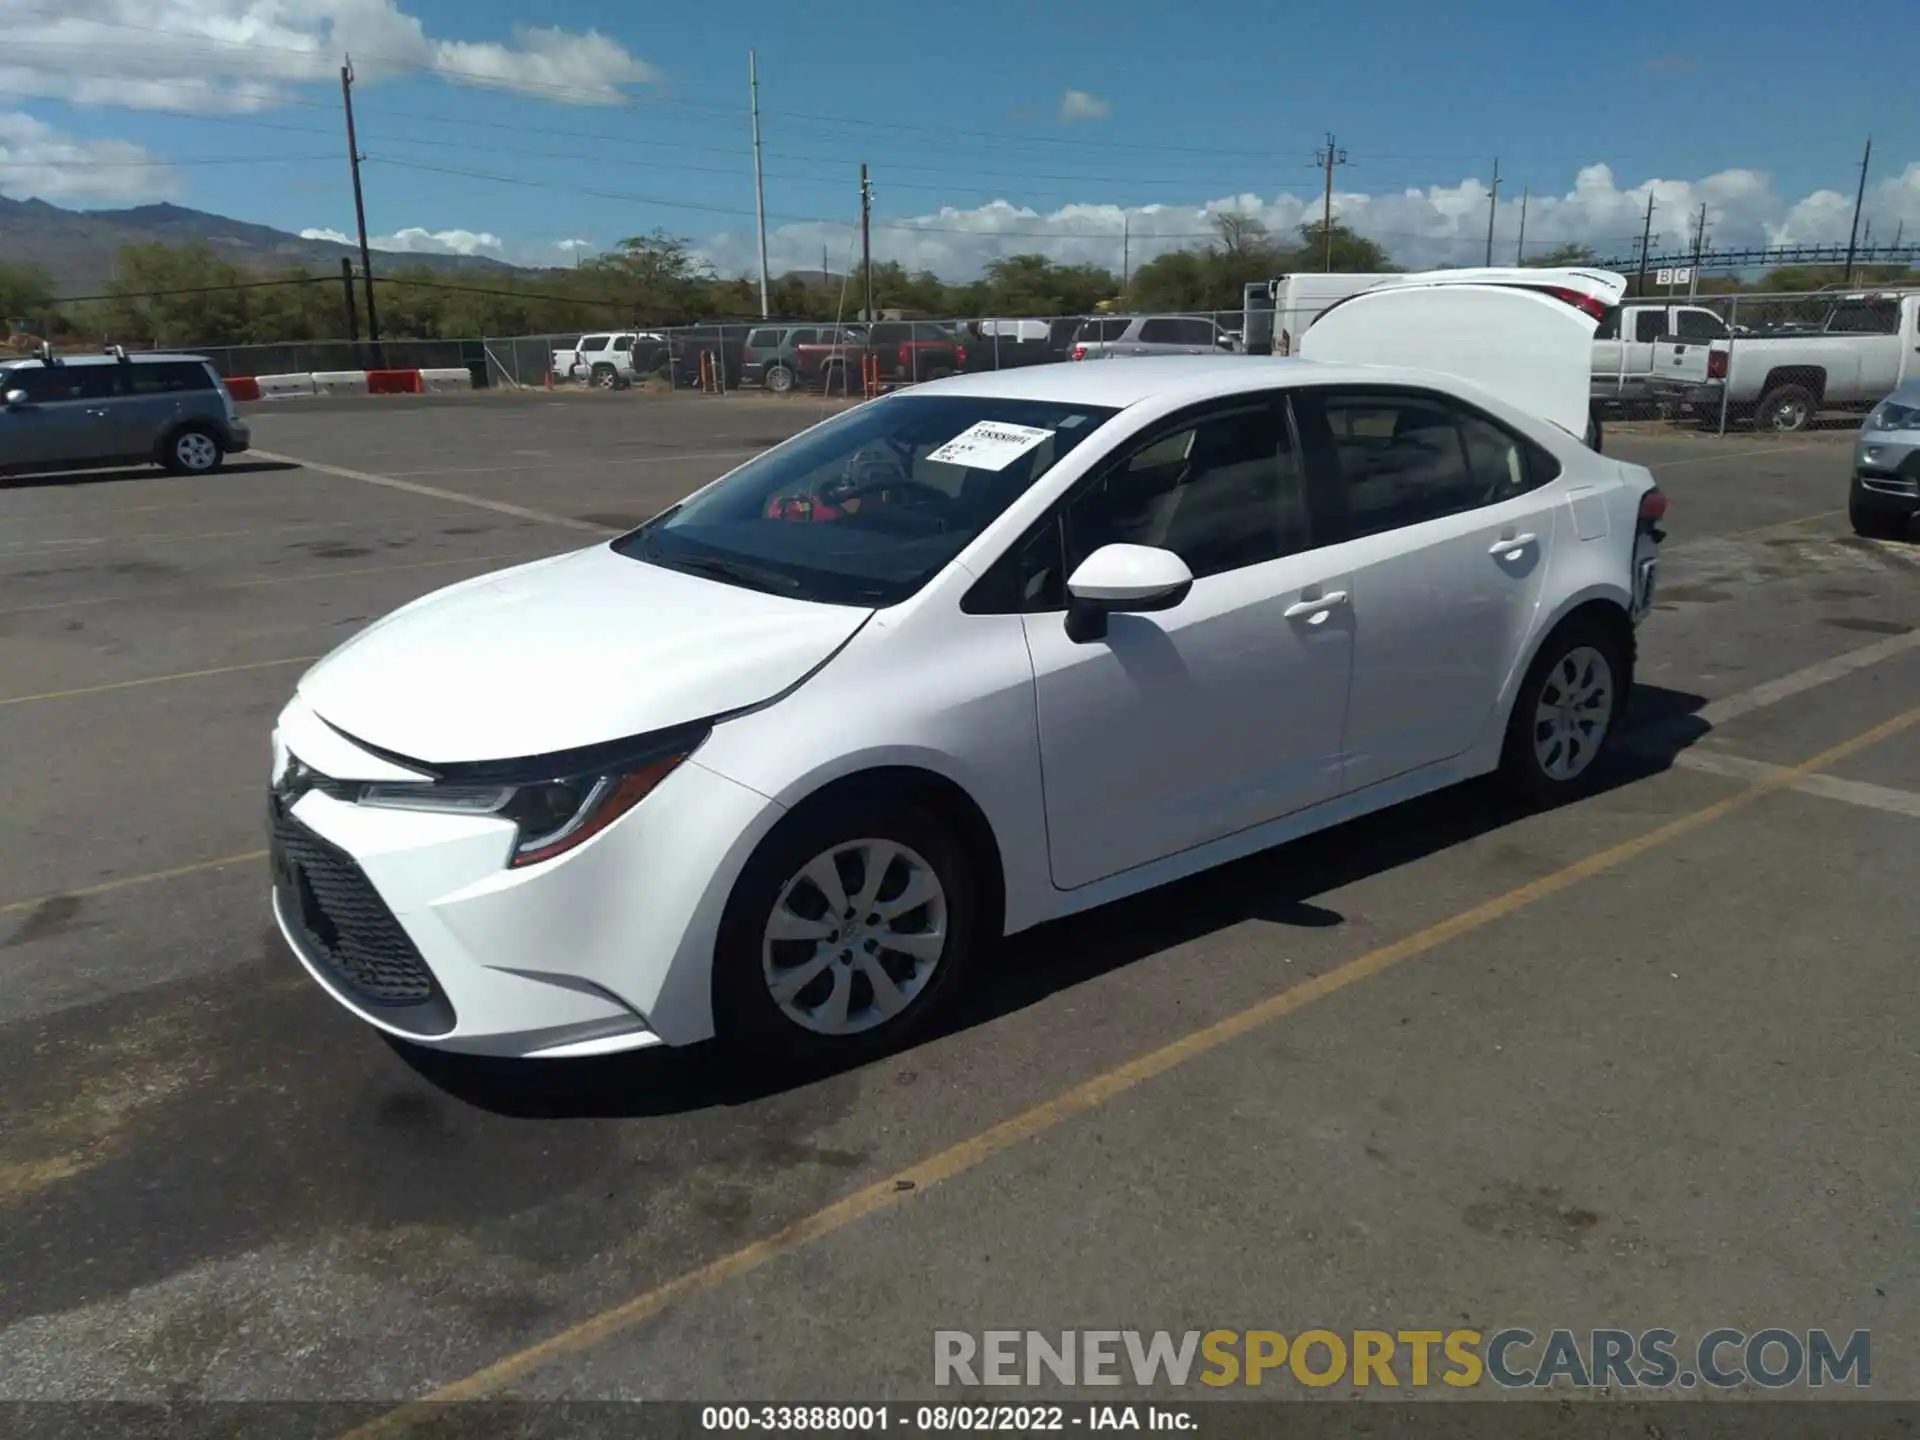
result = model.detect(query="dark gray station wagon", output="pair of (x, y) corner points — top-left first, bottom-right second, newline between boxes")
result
(1, 348), (252, 478)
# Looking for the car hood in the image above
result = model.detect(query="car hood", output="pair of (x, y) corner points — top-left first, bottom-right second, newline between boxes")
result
(297, 544), (872, 765)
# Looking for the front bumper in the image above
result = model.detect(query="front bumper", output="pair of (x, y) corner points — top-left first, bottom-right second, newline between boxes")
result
(268, 704), (784, 1056)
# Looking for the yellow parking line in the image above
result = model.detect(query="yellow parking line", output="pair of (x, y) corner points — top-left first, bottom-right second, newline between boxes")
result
(0, 850), (268, 918)
(0, 656), (320, 708)
(339, 702), (1920, 1435)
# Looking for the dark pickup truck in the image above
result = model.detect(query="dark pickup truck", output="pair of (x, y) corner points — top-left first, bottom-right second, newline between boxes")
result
(790, 321), (974, 393)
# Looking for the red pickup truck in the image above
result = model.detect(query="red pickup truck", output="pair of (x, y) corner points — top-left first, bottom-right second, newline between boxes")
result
(792, 322), (970, 393)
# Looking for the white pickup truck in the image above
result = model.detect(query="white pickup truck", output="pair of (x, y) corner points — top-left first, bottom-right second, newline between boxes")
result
(1647, 291), (1920, 430)
(550, 331), (670, 388)
(1591, 301), (1730, 406)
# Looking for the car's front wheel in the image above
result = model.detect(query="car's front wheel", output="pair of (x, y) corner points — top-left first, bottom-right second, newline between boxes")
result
(1497, 616), (1631, 805)
(714, 795), (977, 1061)
(764, 364), (796, 394)
(162, 425), (224, 475)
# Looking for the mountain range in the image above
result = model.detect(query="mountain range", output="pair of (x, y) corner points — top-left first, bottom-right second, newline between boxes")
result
(0, 195), (519, 296)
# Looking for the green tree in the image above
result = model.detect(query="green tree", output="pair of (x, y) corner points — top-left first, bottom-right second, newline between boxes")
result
(1524, 242), (1597, 268)
(0, 261), (56, 332)
(1294, 220), (1395, 274)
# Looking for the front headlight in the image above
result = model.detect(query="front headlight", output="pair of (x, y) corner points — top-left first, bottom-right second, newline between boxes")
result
(1869, 400), (1920, 431)
(358, 738), (699, 867)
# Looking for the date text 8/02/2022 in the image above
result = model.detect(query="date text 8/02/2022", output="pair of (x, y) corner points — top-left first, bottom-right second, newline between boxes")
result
(932, 1328), (1874, 1390)
(700, 1405), (1196, 1431)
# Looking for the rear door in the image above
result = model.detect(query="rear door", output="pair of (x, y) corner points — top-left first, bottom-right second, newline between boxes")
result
(1293, 383), (1568, 791)
(115, 360), (215, 457)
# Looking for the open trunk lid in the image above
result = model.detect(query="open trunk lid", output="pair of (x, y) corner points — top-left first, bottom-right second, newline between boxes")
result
(1297, 267), (1628, 438)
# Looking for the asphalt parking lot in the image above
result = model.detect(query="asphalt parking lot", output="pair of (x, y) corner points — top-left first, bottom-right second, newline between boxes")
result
(1, 391), (1915, 1412)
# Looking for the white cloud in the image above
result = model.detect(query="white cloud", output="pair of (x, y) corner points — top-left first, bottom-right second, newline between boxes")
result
(1058, 89), (1110, 124)
(303, 223), (605, 266)
(0, 110), (177, 203)
(298, 226), (352, 244)
(2, 0), (658, 114)
(701, 160), (1920, 283)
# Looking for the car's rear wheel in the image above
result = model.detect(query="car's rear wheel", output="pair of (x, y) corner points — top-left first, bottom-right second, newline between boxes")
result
(591, 363), (622, 390)
(764, 364), (796, 395)
(1756, 384), (1816, 432)
(163, 425), (224, 475)
(1497, 616), (1631, 805)
(713, 796), (977, 1062)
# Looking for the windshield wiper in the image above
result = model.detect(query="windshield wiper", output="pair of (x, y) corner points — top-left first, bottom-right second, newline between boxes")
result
(653, 551), (801, 593)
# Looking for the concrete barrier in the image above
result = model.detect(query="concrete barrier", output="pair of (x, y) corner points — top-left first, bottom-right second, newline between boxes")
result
(224, 376), (262, 402)
(310, 370), (371, 397)
(418, 367), (474, 393)
(253, 373), (319, 398)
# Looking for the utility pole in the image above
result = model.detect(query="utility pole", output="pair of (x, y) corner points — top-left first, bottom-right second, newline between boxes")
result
(1121, 215), (1130, 294)
(338, 257), (358, 344)
(860, 164), (873, 321)
(1842, 136), (1872, 286)
(339, 58), (380, 347)
(1312, 133), (1347, 272)
(1689, 202), (1708, 299)
(1635, 190), (1656, 298)
(749, 49), (770, 318)
(1483, 158), (1501, 266)
(1514, 187), (1528, 265)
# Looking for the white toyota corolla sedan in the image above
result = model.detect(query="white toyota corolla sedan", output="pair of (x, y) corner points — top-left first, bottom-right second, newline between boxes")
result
(270, 268), (1665, 1064)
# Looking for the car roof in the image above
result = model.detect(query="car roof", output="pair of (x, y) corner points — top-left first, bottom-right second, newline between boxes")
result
(1, 352), (206, 367)
(898, 355), (1445, 410)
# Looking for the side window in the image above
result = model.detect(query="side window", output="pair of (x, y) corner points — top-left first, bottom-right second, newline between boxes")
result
(1455, 408), (1560, 501)
(580, 336), (609, 352)
(1312, 391), (1490, 537)
(1594, 307), (1621, 341)
(1674, 309), (1726, 340)
(6, 367), (73, 402)
(745, 328), (778, 348)
(1063, 403), (1308, 583)
(613, 336), (634, 352)
(1138, 318), (1181, 345)
(128, 362), (212, 394)
(1634, 309), (1668, 343)
(789, 328), (817, 346)
(1180, 319), (1218, 346)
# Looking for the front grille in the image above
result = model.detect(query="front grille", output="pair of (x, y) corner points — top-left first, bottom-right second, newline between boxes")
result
(270, 790), (443, 1011)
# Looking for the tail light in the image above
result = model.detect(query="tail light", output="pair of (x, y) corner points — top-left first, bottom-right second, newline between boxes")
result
(899, 343), (911, 369)
(1537, 285), (1611, 320)
(1638, 486), (1668, 540)
(955, 345), (968, 366)
(1707, 350), (1728, 380)
(742, 347), (758, 362)
(1071, 345), (1087, 361)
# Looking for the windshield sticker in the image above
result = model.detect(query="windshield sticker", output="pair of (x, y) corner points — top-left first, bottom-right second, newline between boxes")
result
(924, 421), (1055, 471)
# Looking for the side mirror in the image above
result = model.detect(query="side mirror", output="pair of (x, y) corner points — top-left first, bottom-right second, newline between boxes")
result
(4, 389), (29, 408)
(1063, 544), (1194, 643)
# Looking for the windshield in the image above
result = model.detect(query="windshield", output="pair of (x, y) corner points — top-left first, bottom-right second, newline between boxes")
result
(614, 394), (1121, 607)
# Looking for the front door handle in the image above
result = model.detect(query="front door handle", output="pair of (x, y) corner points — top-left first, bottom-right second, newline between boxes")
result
(1490, 532), (1537, 558)
(1284, 590), (1348, 620)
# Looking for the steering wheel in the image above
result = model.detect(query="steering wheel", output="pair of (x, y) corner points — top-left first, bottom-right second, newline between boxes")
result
(832, 477), (955, 508)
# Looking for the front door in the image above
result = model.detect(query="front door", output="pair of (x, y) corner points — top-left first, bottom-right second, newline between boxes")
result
(1293, 386), (1566, 793)
(1018, 396), (1354, 890)
(0, 363), (118, 471)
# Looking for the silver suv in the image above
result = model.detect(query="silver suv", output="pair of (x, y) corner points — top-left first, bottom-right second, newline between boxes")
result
(1, 347), (252, 478)
(1068, 314), (1240, 360)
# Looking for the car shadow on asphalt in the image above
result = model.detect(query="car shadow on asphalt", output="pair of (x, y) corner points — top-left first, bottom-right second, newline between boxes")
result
(397, 682), (1715, 1121)
(0, 459), (301, 489)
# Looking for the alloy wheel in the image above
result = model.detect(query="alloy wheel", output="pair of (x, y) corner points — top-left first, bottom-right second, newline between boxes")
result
(175, 431), (219, 472)
(761, 838), (948, 1037)
(1532, 645), (1615, 782)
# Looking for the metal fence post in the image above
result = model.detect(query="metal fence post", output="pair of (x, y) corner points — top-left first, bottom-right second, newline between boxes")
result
(1718, 294), (1736, 437)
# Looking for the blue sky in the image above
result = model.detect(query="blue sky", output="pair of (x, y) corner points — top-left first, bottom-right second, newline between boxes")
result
(4, 0), (1918, 281)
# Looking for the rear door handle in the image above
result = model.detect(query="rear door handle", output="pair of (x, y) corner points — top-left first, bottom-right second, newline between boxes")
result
(1490, 532), (1537, 557)
(1284, 590), (1348, 620)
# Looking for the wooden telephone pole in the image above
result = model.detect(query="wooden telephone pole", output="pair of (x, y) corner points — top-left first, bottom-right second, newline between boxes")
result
(860, 164), (873, 321)
(340, 58), (380, 347)
(1313, 133), (1347, 272)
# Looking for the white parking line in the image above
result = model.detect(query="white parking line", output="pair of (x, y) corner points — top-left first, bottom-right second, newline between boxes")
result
(1669, 748), (1920, 819)
(249, 449), (622, 536)
(1690, 629), (1920, 729)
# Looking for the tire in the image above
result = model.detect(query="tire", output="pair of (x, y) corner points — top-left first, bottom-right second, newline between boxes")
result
(1849, 491), (1911, 541)
(1755, 384), (1816, 433)
(1585, 411), (1604, 452)
(161, 424), (224, 476)
(712, 794), (978, 1064)
(1496, 614), (1632, 806)
(764, 364), (796, 395)
(590, 363), (620, 390)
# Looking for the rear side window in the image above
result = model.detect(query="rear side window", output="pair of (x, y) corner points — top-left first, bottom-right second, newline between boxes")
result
(1139, 318), (1182, 344)
(128, 362), (214, 393)
(789, 328), (817, 346)
(579, 336), (609, 352)
(1181, 318), (1219, 345)
(1826, 301), (1898, 335)
(613, 336), (634, 352)
(1674, 310), (1726, 340)
(7, 364), (119, 401)
(1075, 319), (1129, 343)
(746, 328), (781, 348)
